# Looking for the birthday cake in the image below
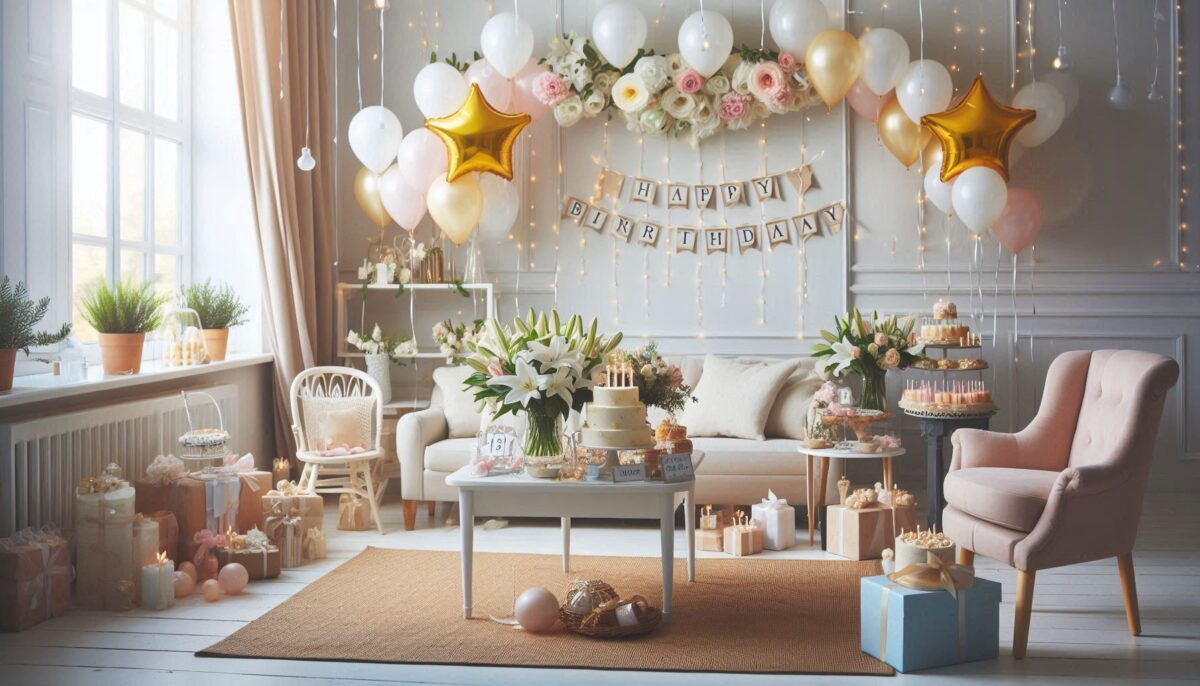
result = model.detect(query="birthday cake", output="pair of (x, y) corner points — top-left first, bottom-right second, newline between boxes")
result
(582, 386), (655, 450)
(919, 300), (979, 346)
(894, 529), (956, 569)
(900, 380), (994, 416)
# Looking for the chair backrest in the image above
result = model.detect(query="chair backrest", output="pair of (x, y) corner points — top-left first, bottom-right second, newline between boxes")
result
(289, 366), (384, 453)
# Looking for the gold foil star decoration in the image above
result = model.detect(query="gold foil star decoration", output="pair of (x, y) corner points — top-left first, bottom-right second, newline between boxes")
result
(922, 75), (1036, 182)
(424, 84), (531, 182)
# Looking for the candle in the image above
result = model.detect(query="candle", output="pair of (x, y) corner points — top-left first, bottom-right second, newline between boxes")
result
(272, 457), (291, 484)
(141, 551), (174, 610)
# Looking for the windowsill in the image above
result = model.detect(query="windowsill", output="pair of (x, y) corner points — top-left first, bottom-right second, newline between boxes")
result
(0, 353), (274, 413)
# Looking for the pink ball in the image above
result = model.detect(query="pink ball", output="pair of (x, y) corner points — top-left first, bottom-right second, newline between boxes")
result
(178, 561), (197, 581)
(174, 570), (196, 598)
(514, 587), (559, 633)
(218, 562), (249, 595)
(201, 578), (222, 602)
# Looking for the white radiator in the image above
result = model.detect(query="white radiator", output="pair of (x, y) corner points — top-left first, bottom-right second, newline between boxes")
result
(0, 385), (239, 536)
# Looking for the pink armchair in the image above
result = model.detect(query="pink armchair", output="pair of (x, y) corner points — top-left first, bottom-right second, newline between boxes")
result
(942, 350), (1179, 659)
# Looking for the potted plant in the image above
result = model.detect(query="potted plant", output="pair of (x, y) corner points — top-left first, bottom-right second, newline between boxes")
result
(0, 277), (72, 391)
(183, 280), (250, 362)
(78, 278), (168, 375)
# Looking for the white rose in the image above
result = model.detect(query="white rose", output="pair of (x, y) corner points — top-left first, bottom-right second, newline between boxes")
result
(666, 53), (686, 76)
(704, 73), (731, 95)
(592, 70), (618, 96)
(569, 62), (592, 92)
(583, 90), (606, 116)
(638, 107), (671, 135)
(660, 87), (696, 119)
(633, 55), (669, 92)
(612, 73), (650, 113)
(553, 95), (584, 126)
(732, 61), (754, 95)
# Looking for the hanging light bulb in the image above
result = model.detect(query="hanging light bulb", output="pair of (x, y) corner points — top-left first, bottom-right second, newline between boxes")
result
(1051, 45), (1070, 71)
(1108, 76), (1135, 110)
(296, 146), (316, 171)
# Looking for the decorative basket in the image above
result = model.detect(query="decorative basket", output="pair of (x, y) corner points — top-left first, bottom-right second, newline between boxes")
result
(178, 390), (233, 472)
(559, 580), (661, 638)
(560, 580), (620, 630)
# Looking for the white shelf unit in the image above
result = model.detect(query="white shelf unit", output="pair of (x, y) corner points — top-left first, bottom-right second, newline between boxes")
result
(334, 281), (495, 360)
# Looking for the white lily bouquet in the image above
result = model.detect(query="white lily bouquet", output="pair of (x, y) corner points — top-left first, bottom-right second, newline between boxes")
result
(462, 309), (622, 459)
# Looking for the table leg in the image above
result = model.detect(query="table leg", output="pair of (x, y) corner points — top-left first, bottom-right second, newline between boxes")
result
(561, 516), (571, 573)
(685, 486), (696, 582)
(926, 426), (946, 531)
(458, 489), (474, 619)
(660, 497), (675, 622)
(807, 454), (815, 545)
(818, 458), (829, 549)
(883, 456), (893, 491)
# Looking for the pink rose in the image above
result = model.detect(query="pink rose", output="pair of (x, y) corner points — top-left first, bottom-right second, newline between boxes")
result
(718, 92), (751, 120)
(907, 332), (918, 347)
(777, 52), (797, 72)
(768, 85), (791, 113)
(851, 347), (862, 359)
(674, 69), (705, 95)
(874, 332), (887, 346)
(532, 72), (570, 106)
(748, 61), (786, 100)
(667, 366), (684, 388)
(486, 361), (504, 377)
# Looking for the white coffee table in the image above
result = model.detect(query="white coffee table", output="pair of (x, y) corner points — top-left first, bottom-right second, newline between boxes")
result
(445, 451), (703, 623)
(798, 446), (907, 546)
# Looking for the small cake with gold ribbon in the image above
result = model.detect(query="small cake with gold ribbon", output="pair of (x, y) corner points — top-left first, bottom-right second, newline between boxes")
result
(894, 528), (956, 569)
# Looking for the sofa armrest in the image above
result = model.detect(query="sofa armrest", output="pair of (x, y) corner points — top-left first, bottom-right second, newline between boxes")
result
(949, 429), (1019, 471)
(396, 408), (448, 500)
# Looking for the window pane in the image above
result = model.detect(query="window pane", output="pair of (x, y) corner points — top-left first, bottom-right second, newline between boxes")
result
(72, 243), (110, 343)
(72, 116), (110, 238)
(119, 128), (146, 241)
(153, 253), (179, 297)
(154, 0), (177, 19)
(154, 138), (179, 245)
(120, 248), (146, 281)
(153, 21), (179, 120)
(119, 3), (146, 109)
(71, 0), (109, 96)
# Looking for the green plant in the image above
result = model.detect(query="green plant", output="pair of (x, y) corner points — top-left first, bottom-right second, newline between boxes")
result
(78, 278), (169, 334)
(0, 277), (71, 352)
(183, 279), (249, 329)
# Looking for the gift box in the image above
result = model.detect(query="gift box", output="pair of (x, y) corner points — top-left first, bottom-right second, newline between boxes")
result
(234, 470), (272, 533)
(695, 529), (723, 552)
(337, 494), (368, 531)
(302, 527), (326, 561)
(0, 529), (71, 632)
(216, 542), (281, 580)
(143, 510), (179, 561)
(751, 490), (796, 551)
(826, 504), (893, 560)
(75, 468), (137, 610)
(723, 525), (763, 557)
(860, 574), (1001, 672)
(266, 515), (304, 568)
(181, 529), (225, 581)
(262, 482), (324, 533)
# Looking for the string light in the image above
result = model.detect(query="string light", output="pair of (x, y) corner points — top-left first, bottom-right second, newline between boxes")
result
(1052, 0), (1070, 70)
(950, 1), (961, 85)
(700, 139), (711, 331)
(756, 120), (768, 326)
(551, 3), (561, 303)
(1176, 1), (1190, 270)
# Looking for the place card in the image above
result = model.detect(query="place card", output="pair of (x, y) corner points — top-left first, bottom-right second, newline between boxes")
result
(612, 463), (647, 483)
(660, 453), (695, 483)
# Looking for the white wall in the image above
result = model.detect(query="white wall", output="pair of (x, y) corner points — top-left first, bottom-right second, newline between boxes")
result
(334, 0), (1199, 490)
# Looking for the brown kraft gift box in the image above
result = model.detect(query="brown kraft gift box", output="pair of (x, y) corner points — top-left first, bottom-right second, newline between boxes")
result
(134, 476), (208, 560)
(235, 471), (273, 533)
(827, 504), (907, 560)
(0, 535), (71, 632)
(215, 546), (281, 580)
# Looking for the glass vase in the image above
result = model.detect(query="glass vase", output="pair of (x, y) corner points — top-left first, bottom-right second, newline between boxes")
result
(523, 411), (564, 458)
(860, 367), (888, 412)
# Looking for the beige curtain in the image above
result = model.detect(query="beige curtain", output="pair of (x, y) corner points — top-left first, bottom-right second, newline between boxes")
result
(229, 0), (335, 457)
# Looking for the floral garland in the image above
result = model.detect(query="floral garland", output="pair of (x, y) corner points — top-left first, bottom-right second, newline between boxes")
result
(535, 34), (822, 147)
(431, 318), (486, 364)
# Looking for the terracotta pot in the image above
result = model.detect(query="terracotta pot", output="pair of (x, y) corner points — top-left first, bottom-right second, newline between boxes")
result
(0, 348), (16, 392)
(202, 328), (230, 362)
(98, 333), (146, 375)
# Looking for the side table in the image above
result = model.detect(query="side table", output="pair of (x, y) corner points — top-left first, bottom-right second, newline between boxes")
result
(917, 415), (991, 530)
(798, 446), (907, 548)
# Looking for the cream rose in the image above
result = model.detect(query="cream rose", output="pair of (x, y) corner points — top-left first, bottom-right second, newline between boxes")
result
(638, 107), (672, 135)
(704, 72), (731, 95)
(666, 53), (686, 76)
(612, 73), (651, 112)
(882, 348), (901, 369)
(633, 55), (670, 92)
(553, 95), (584, 126)
(592, 70), (618, 96)
(582, 90), (607, 116)
(661, 87), (697, 119)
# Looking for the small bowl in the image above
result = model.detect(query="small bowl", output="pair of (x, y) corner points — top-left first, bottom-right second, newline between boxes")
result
(856, 441), (881, 454)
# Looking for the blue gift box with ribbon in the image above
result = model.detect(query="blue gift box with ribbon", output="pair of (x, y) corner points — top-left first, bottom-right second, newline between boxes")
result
(860, 574), (1001, 672)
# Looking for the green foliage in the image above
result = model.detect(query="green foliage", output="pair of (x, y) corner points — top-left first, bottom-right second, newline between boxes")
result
(0, 277), (71, 352)
(78, 278), (169, 334)
(183, 279), (249, 329)
(734, 43), (781, 64)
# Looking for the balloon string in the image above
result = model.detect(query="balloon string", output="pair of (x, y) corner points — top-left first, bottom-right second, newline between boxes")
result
(278, 0), (285, 100)
(992, 239), (1000, 360)
(759, 0), (766, 50)
(1029, 243), (1036, 364)
(1112, 0), (1123, 81)
(378, 4), (385, 107)
(355, 0), (362, 110)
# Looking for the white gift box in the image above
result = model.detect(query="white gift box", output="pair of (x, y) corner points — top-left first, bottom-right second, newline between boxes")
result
(751, 490), (796, 551)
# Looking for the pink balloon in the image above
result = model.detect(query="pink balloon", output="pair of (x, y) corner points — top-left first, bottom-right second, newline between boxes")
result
(846, 79), (889, 123)
(511, 59), (551, 121)
(174, 570), (195, 598)
(465, 59), (513, 113)
(396, 129), (448, 195)
(218, 562), (249, 595)
(992, 187), (1043, 254)
(380, 165), (427, 231)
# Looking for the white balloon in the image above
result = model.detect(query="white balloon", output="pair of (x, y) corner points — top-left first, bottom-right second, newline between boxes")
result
(480, 12), (534, 78)
(477, 174), (520, 240)
(1013, 81), (1066, 147)
(677, 10), (734, 78)
(768, 0), (829, 56)
(413, 62), (469, 119)
(924, 165), (955, 216)
(347, 106), (403, 174)
(896, 59), (953, 123)
(859, 28), (910, 96)
(592, 2), (646, 69)
(952, 167), (1008, 234)
(1040, 70), (1079, 117)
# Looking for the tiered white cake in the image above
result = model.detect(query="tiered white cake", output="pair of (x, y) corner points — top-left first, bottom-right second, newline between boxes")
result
(581, 387), (655, 449)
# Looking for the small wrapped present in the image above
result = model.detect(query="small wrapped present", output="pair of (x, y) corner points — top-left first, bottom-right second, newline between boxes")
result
(0, 528), (71, 632)
(695, 529), (723, 552)
(262, 481), (324, 533)
(266, 514), (303, 568)
(860, 561), (1001, 672)
(698, 504), (724, 531)
(184, 529), (225, 581)
(224, 454), (272, 534)
(826, 503), (892, 560)
(751, 489), (796, 551)
(216, 528), (281, 579)
(143, 510), (179, 562)
(134, 456), (213, 561)
(337, 494), (368, 531)
(75, 464), (136, 610)
(895, 529), (956, 569)
(722, 512), (763, 556)
(303, 527), (326, 561)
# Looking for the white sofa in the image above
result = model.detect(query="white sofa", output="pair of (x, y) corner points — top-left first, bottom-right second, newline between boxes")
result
(395, 356), (842, 530)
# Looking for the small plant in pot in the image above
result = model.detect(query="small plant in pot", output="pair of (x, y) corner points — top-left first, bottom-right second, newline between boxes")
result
(78, 278), (168, 375)
(183, 280), (249, 362)
(0, 277), (72, 391)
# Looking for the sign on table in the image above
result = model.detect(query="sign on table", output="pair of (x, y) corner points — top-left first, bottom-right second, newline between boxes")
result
(660, 453), (695, 483)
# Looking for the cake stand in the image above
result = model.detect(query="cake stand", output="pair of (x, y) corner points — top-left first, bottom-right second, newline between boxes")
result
(819, 409), (891, 442)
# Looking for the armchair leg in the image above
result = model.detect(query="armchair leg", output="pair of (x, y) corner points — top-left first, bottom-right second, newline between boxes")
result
(403, 500), (418, 531)
(1013, 569), (1036, 659)
(427, 501), (437, 517)
(1117, 552), (1142, 636)
(958, 549), (975, 566)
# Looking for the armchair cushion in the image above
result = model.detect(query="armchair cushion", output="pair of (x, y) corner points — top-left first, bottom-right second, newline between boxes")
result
(944, 467), (1060, 532)
(424, 438), (475, 473)
(396, 407), (449, 500)
(432, 366), (479, 438)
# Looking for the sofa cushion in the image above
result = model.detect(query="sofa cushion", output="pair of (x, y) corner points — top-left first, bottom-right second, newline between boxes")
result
(690, 437), (807, 476)
(424, 438), (475, 473)
(764, 359), (822, 440)
(433, 366), (479, 438)
(681, 355), (799, 440)
(944, 467), (1059, 532)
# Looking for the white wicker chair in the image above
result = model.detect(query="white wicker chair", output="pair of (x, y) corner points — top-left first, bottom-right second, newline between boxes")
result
(290, 366), (387, 534)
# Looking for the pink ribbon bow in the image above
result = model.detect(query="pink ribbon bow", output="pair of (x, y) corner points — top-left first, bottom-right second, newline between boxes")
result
(192, 529), (227, 567)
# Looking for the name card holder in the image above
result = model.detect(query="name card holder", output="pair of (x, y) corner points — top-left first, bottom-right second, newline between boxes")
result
(612, 463), (647, 483)
(660, 452), (695, 483)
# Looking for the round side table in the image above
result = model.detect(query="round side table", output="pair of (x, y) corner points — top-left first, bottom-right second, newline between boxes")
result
(797, 446), (907, 547)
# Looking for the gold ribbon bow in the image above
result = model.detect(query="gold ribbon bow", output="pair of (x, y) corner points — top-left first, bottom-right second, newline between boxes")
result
(887, 554), (975, 600)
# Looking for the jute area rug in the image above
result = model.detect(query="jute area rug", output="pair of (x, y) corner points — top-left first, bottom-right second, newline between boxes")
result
(199, 547), (891, 676)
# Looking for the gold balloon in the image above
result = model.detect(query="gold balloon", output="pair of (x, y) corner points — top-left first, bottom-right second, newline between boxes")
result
(426, 173), (483, 245)
(922, 75), (1036, 182)
(877, 95), (930, 167)
(805, 29), (864, 108)
(353, 167), (390, 228)
(424, 84), (531, 182)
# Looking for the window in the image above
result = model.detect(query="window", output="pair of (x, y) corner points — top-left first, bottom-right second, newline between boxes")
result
(69, 0), (190, 341)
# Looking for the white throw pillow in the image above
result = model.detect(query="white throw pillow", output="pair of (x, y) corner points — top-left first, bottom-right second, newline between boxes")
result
(681, 355), (799, 440)
(764, 359), (823, 440)
(433, 365), (480, 438)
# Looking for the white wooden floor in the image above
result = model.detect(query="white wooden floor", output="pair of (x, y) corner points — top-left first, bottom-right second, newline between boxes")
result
(2, 493), (1198, 686)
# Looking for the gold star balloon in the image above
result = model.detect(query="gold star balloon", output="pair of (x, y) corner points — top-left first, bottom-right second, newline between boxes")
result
(424, 84), (531, 182)
(921, 76), (1036, 182)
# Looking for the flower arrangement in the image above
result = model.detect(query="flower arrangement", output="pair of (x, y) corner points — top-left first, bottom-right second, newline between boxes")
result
(346, 324), (418, 366)
(431, 318), (485, 364)
(537, 35), (820, 147)
(811, 309), (926, 411)
(618, 342), (694, 419)
(805, 380), (839, 447)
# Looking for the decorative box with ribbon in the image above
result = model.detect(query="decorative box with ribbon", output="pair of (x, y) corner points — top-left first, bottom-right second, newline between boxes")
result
(134, 455), (214, 560)
(262, 481), (324, 534)
(337, 494), (368, 531)
(223, 453), (272, 534)
(860, 557), (1001, 672)
(186, 529), (225, 581)
(827, 498), (905, 561)
(265, 514), (304, 568)
(216, 528), (281, 579)
(75, 464), (136, 611)
(0, 528), (72, 632)
(751, 489), (796, 551)
(302, 527), (326, 561)
(143, 510), (179, 562)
